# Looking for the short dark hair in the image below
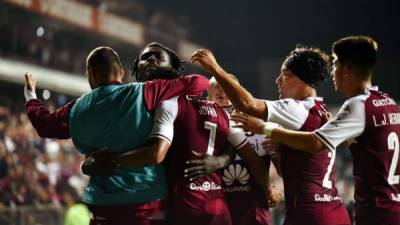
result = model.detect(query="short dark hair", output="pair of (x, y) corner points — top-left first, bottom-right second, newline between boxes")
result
(283, 45), (330, 88)
(332, 36), (378, 78)
(87, 46), (122, 79)
(130, 42), (184, 81)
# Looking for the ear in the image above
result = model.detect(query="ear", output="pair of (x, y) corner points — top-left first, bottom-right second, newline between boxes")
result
(343, 65), (351, 78)
(120, 68), (125, 79)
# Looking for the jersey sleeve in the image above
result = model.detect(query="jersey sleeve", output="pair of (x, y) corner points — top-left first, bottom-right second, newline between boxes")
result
(149, 97), (179, 144)
(143, 74), (209, 112)
(265, 99), (310, 130)
(313, 96), (366, 151)
(25, 99), (75, 139)
(227, 113), (249, 150)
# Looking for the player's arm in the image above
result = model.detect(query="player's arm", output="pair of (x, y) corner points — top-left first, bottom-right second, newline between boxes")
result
(262, 138), (282, 176)
(227, 118), (281, 206)
(191, 49), (267, 119)
(232, 99), (366, 154)
(24, 73), (73, 139)
(116, 137), (170, 167)
(184, 143), (235, 181)
(115, 96), (178, 166)
(144, 74), (209, 112)
(271, 152), (282, 177)
(231, 111), (325, 153)
(82, 98), (178, 176)
(82, 138), (170, 176)
(235, 142), (281, 207)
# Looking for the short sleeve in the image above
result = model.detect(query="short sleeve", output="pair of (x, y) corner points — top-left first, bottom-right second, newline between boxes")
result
(314, 96), (366, 151)
(150, 97), (179, 144)
(265, 99), (311, 130)
(227, 114), (249, 150)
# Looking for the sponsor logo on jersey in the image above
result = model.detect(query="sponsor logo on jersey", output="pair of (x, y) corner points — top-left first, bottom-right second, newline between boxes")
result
(314, 194), (342, 202)
(189, 181), (222, 192)
(222, 164), (250, 186)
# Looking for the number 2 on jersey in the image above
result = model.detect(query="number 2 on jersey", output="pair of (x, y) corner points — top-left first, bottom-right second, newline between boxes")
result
(204, 121), (217, 155)
(388, 132), (400, 185)
(322, 151), (336, 189)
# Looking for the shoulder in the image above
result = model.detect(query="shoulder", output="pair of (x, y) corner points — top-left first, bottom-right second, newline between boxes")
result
(341, 93), (370, 115)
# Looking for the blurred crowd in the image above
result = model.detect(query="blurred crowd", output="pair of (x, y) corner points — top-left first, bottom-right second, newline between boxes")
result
(0, 104), (88, 210)
(0, 0), (191, 78)
(79, 0), (190, 38)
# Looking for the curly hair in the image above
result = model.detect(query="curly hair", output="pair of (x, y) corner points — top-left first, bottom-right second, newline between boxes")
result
(283, 45), (330, 88)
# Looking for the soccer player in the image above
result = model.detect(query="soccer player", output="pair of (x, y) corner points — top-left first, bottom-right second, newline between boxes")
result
(190, 76), (279, 225)
(24, 44), (209, 225)
(83, 58), (281, 225)
(191, 47), (351, 225)
(235, 36), (400, 225)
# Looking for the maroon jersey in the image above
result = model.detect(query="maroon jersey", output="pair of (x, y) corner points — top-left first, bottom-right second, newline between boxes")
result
(315, 87), (400, 224)
(221, 106), (273, 225)
(266, 97), (350, 225)
(150, 96), (248, 225)
(169, 96), (229, 206)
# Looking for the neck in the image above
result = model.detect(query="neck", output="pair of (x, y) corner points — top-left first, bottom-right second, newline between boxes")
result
(345, 80), (372, 98)
(91, 80), (123, 89)
(294, 87), (317, 100)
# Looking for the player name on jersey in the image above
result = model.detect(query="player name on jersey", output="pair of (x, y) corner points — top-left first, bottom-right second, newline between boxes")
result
(198, 105), (218, 117)
(372, 97), (396, 107)
(372, 112), (400, 127)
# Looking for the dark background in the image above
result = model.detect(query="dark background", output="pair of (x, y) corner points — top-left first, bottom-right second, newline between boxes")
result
(140, 0), (400, 103)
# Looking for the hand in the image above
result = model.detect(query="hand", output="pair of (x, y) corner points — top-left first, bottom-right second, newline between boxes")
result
(191, 49), (221, 74)
(24, 73), (37, 101)
(322, 111), (332, 124)
(266, 186), (281, 208)
(230, 112), (265, 134)
(262, 138), (277, 152)
(81, 150), (118, 176)
(184, 151), (221, 181)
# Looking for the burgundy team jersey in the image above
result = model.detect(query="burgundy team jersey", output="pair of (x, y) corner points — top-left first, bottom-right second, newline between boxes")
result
(266, 97), (350, 225)
(221, 106), (273, 225)
(150, 96), (247, 225)
(315, 87), (400, 224)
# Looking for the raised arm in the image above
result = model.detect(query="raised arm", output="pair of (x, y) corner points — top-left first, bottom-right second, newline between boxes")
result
(191, 49), (267, 119)
(24, 73), (74, 139)
(144, 74), (209, 112)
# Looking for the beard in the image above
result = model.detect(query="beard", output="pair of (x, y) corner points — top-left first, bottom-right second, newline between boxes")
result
(138, 66), (180, 82)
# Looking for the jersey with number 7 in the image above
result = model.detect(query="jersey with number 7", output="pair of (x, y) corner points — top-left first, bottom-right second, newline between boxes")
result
(315, 87), (400, 224)
(150, 95), (248, 225)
